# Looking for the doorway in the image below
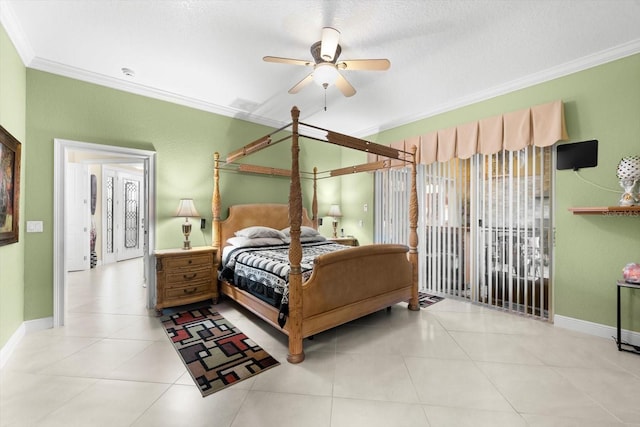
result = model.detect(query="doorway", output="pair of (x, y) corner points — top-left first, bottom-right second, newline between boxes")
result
(53, 139), (156, 327)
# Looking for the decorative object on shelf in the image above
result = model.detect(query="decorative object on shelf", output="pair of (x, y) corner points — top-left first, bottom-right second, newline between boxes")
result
(327, 204), (342, 238)
(175, 198), (200, 249)
(616, 155), (640, 206)
(623, 263), (640, 284)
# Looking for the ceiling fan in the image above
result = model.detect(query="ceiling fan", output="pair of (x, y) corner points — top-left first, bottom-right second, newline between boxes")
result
(263, 27), (390, 97)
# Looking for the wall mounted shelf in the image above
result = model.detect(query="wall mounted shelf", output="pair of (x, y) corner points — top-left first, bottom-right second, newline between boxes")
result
(569, 206), (640, 216)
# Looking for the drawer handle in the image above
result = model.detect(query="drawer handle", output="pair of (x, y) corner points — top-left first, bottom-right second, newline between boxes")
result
(183, 273), (197, 280)
(183, 287), (198, 294)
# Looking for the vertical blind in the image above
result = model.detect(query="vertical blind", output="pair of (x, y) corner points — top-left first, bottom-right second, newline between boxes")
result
(375, 145), (552, 319)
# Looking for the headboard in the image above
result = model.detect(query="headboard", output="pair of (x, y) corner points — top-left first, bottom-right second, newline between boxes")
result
(217, 203), (314, 250)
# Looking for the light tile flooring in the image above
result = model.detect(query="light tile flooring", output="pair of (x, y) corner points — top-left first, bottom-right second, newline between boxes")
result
(2, 258), (640, 427)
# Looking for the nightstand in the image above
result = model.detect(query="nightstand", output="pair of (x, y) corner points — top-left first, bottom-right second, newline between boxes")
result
(328, 236), (359, 247)
(154, 246), (218, 314)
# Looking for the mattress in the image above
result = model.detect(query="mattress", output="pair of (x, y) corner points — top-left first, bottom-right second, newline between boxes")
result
(219, 241), (349, 326)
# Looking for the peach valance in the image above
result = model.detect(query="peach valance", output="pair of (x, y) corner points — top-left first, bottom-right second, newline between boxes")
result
(371, 100), (568, 166)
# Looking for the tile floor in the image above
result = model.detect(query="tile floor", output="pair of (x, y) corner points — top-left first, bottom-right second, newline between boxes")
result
(1, 258), (640, 427)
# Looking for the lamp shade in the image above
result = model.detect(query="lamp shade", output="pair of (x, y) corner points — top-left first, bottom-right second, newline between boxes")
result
(313, 63), (339, 87)
(320, 27), (340, 61)
(175, 199), (200, 218)
(616, 156), (640, 180)
(327, 204), (342, 218)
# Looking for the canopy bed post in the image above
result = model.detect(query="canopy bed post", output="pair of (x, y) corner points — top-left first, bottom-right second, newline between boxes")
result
(312, 167), (318, 229)
(212, 153), (221, 257)
(287, 106), (305, 363)
(408, 145), (420, 311)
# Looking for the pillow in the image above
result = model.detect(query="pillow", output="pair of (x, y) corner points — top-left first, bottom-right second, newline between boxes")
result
(280, 226), (320, 238)
(301, 235), (326, 243)
(282, 235), (327, 244)
(235, 226), (286, 240)
(226, 236), (286, 248)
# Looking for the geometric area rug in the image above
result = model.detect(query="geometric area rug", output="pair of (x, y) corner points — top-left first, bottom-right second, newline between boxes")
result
(160, 306), (280, 397)
(417, 292), (445, 308)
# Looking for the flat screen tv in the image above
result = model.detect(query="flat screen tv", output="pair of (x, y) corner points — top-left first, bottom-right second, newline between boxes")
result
(556, 140), (598, 171)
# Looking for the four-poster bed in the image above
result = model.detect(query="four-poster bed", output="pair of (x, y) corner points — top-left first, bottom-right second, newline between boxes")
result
(212, 106), (420, 363)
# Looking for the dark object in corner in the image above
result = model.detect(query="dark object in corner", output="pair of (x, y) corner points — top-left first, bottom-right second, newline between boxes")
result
(200, 218), (206, 229)
(556, 139), (598, 171)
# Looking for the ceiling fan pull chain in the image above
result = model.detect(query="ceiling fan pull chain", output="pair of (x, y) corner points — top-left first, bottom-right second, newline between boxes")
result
(323, 83), (328, 111)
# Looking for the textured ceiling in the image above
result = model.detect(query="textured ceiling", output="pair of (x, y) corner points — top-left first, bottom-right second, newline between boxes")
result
(2, 0), (640, 137)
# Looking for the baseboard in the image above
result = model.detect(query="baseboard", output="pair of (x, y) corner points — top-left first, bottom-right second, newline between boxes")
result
(25, 316), (54, 333)
(554, 314), (640, 346)
(0, 316), (53, 369)
(0, 323), (25, 369)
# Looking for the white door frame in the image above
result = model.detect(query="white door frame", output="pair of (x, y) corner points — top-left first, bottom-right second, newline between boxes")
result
(53, 139), (156, 327)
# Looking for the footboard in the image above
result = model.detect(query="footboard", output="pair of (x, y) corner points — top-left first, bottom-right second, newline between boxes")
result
(300, 244), (413, 336)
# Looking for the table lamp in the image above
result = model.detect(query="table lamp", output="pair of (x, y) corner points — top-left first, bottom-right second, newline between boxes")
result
(327, 204), (342, 238)
(175, 198), (200, 249)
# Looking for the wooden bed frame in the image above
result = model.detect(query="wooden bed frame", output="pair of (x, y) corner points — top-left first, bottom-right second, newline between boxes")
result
(212, 106), (420, 363)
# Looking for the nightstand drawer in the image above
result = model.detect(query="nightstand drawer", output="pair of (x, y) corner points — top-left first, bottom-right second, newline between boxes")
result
(164, 253), (212, 269)
(165, 281), (212, 299)
(166, 267), (212, 286)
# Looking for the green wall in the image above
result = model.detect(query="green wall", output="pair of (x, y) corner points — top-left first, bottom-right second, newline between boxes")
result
(370, 53), (640, 331)
(0, 24), (26, 349)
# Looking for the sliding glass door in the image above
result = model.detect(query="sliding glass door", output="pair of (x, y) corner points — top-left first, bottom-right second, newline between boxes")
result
(375, 145), (553, 320)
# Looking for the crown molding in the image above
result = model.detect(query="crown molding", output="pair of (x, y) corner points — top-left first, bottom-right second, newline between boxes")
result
(0, 1), (35, 65)
(28, 56), (287, 130)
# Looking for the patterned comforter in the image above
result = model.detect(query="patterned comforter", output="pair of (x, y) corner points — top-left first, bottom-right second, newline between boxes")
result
(219, 241), (349, 327)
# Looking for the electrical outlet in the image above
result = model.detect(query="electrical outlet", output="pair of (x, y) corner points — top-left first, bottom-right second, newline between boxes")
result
(200, 218), (206, 229)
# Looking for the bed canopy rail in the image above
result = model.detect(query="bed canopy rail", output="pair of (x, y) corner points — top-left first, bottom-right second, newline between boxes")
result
(218, 159), (397, 180)
(223, 117), (415, 167)
(212, 106), (419, 363)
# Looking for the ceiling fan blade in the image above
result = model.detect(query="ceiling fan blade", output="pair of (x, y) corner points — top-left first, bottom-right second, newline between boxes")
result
(335, 73), (356, 97)
(288, 73), (314, 94)
(320, 27), (340, 61)
(263, 56), (312, 67)
(337, 59), (391, 71)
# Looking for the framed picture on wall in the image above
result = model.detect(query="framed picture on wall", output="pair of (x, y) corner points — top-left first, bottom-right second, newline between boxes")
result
(0, 124), (22, 246)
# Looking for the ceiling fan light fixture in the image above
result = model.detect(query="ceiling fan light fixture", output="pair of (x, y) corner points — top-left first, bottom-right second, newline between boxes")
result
(264, 26), (389, 97)
(313, 62), (339, 87)
(320, 27), (340, 61)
